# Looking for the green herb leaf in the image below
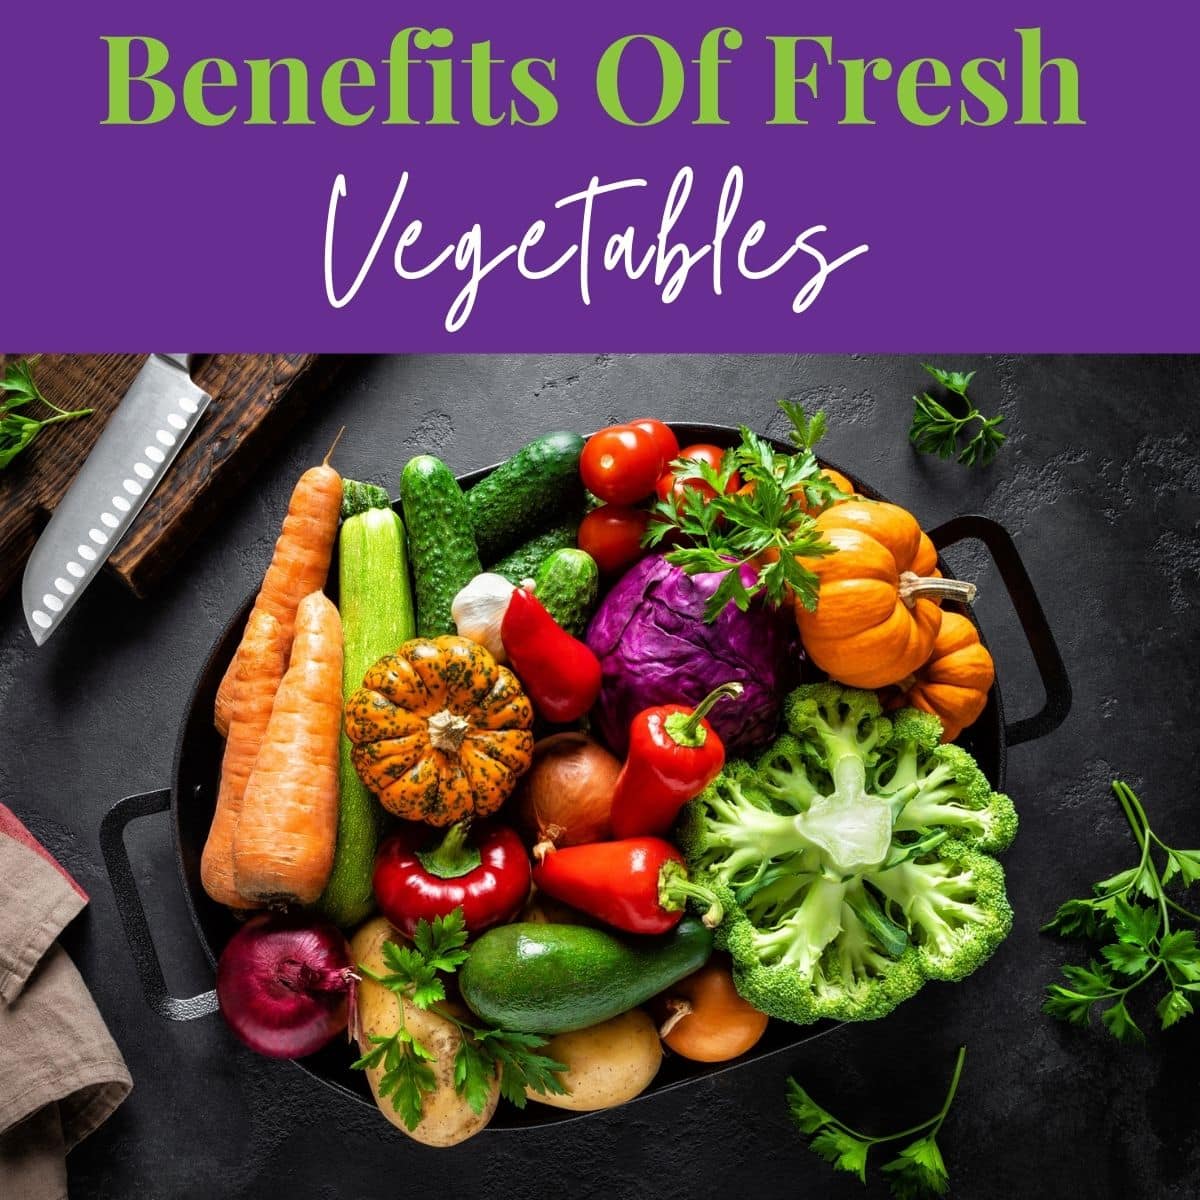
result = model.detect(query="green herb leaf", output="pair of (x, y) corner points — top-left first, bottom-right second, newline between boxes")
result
(380, 1051), (438, 1130)
(786, 1048), (965, 1200)
(1042, 897), (1110, 941)
(452, 1037), (498, 1115)
(1101, 942), (1152, 976)
(0, 358), (93, 471)
(412, 908), (470, 973)
(1100, 999), (1145, 1044)
(477, 1028), (569, 1109)
(0, 416), (43, 469)
(1043, 985), (1098, 1027)
(1159, 930), (1200, 981)
(779, 401), (828, 452)
(810, 1128), (870, 1183)
(646, 418), (839, 620)
(1167, 849), (1200, 886)
(786, 1080), (838, 1135)
(1111, 897), (1160, 950)
(1157, 988), (1194, 1030)
(1060, 960), (1115, 994)
(1043, 781), (1200, 1043)
(881, 1135), (950, 1199)
(908, 366), (1006, 468)
(921, 363), (976, 397)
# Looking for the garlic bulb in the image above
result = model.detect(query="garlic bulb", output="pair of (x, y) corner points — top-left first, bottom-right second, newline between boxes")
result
(451, 573), (516, 662)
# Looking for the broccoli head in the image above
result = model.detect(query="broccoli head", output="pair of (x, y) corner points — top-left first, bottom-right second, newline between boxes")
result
(678, 683), (1016, 1025)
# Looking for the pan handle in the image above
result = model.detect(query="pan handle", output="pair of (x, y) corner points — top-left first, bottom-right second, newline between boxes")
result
(99, 788), (218, 1021)
(927, 514), (1072, 747)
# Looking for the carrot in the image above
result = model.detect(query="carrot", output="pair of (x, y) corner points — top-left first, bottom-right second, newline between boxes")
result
(233, 591), (344, 906)
(214, 452), (343, 736)
(201, 609), (289, 909)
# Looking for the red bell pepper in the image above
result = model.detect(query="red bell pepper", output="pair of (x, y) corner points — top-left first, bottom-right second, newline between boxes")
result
(610, 683), (743, 839)
(532, 838), (722, 935)
(372, 821), (530, 937)
(500, 584), (601, 724)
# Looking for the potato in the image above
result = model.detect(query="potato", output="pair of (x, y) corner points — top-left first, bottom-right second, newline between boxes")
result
(351, 917), (499, 1146)
(525, 1008), (662, 1111)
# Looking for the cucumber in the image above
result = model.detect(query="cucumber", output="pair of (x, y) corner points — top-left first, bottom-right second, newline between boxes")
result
(400, 455), (483, 637)
(317, 507), (416, 927)
(489, 518), (580, 585)
(466, 431), (585, 562)
(459, 917), (713, 1034)
(533, 548), (599, 638)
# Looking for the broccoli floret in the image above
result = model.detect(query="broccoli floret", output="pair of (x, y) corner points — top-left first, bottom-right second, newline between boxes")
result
(871, 840), (1012, 981)
(882, 743), (1019, 854)
(680, 683), (1016, 1027)
(784, 682), (893, 770)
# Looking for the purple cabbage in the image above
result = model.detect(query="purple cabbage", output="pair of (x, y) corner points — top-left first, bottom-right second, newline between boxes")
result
(586, 554), (799, 756)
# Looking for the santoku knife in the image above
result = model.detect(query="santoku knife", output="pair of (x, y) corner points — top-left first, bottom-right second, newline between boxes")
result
(22, 354), (211, 646)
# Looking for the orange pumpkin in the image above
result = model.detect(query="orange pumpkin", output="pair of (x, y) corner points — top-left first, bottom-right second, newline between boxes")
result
(796, 500), (977, 689)
(344, 635), (534, 826)
(888, 611), (995, 742)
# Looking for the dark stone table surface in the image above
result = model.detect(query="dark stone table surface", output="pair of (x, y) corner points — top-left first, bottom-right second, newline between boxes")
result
(2, 355), (1198, 1199)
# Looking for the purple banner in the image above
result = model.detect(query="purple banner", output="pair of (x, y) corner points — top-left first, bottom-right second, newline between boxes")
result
(2, 2), (1195, 350)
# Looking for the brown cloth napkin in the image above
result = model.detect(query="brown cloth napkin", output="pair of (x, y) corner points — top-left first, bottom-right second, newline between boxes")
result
(0, 804), (132, 1200)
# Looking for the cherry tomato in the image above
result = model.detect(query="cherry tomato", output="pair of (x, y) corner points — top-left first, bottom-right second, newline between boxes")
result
(580, 424), (664, 505)
(629, 418), (680, 467)
(656, 443), (741, 504)
(578, 506), (650, 574)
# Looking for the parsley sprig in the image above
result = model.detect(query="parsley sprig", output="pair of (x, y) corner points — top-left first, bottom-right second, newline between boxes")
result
(787, 1046), (966, 1199)
(0, 357), (94, 470)
(352, 909), (567, 1129)
(908, 363), (1006, 468)
(643, 402), (844, 622)
(1043, 781), (1200, 1043)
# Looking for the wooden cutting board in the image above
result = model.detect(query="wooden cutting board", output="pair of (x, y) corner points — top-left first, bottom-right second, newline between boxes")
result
(0, 354), (343, 599)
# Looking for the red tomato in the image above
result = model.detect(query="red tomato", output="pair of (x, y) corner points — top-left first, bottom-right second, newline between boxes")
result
(629, 418), (680, 466)
(580, 425), (663, 505)
(656, 443), (740, 504)
(578, 506), (650, 574)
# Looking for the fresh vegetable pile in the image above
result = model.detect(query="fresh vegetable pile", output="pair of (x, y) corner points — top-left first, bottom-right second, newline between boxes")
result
(200, 403), (1012, 1148)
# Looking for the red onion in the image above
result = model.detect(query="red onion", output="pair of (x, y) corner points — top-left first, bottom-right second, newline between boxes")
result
(216, 913), (355, 1059)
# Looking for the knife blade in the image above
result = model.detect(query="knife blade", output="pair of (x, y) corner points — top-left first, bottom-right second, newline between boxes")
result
(22, 354), (211, 645)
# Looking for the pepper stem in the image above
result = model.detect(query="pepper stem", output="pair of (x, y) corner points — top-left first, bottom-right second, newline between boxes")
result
(665, 682), (745, 748)
(416, 821), (483, 879)
(898, 571), (977, 608)
(659, 859), (724, 928)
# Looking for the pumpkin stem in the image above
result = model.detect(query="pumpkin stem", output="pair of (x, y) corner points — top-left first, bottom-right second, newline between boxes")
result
(898, 571), (977, 608)
(427, 708), (471, 753)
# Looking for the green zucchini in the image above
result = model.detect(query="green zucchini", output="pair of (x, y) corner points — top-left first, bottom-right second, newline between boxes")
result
(340, 479), (391, 520)
(400, 455), (483, 637)
(488, 518), (580, 585)
(533, 548), (599, 638)
(316, 507), (415, 927)
(458, 917), (713, 1034)
(466, 431), (585, 561)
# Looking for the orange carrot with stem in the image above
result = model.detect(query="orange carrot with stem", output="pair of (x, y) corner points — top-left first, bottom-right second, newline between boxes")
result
(214, 433), (344, 736)
(201, 609), (289, 909)
(233, 591), (344, 906)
